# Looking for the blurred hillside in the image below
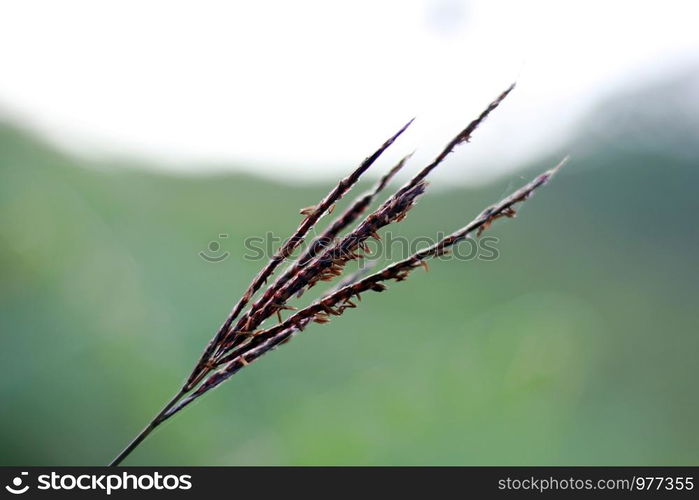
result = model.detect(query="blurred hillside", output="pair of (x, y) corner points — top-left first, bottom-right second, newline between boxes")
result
(1, 72), (698, 465)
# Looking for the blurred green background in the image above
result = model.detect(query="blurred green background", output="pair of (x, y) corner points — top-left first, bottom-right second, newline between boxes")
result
(1, 71), (698, 465)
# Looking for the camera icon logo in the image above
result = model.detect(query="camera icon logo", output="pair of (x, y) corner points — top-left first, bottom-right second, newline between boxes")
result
(5, 472), (29, 494)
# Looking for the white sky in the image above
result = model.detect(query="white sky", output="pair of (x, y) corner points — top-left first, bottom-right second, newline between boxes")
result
(0, 0), (697, 182)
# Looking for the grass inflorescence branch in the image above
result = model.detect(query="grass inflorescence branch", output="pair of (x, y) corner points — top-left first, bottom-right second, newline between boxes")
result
(109, 84), (567, 466)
